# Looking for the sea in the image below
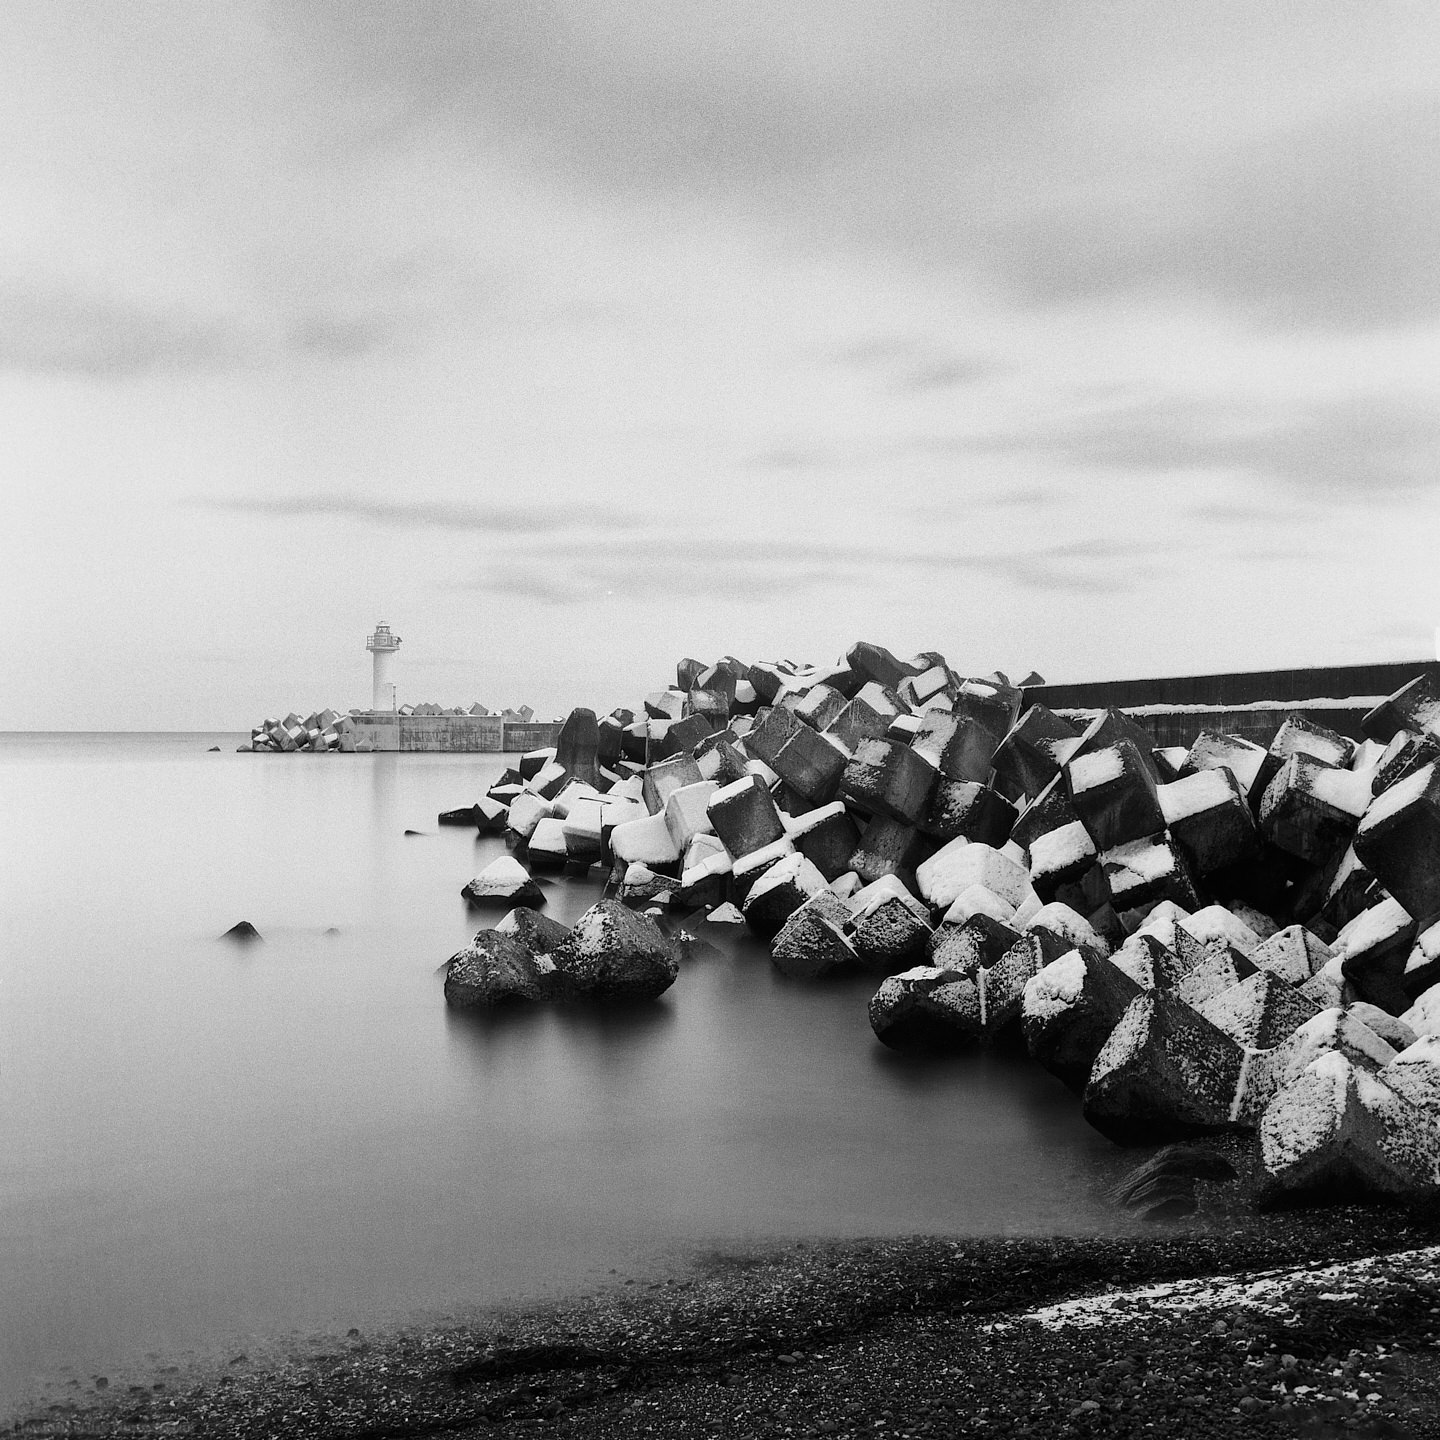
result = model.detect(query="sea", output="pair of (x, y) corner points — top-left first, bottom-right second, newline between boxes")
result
(0, 732), (1131, 1415)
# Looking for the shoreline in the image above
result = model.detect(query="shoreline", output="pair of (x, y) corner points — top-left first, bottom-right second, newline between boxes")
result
(12, 1190), (1440, 1439)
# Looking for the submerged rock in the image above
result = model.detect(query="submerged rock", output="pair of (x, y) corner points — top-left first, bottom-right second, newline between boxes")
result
(220, 921), (262, 943)
(444, 930), (574, 1007)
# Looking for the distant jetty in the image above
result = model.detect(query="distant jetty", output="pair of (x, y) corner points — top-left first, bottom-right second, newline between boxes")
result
(241, 705), (562, 753)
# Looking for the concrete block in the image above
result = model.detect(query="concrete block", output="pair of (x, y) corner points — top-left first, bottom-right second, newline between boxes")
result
(506, 792), (556, 841)
(461, 856), (546, 910)
(990, 704), (1081, 803)
(621, 721), (649, 764)
(1083, 991), (1247, 1144)
(1159, 768), (1260, 876)
(1259, 1053), (1440, 1202)
(850, 894), (934, 974)
(979, 935), (1051, 1035)
(786, 801), (862, 882)
(597, 714), (626, 769)
(1402, 920), (1440, 1005)
(823, 686), (903, 754)
(641, 754), (705, 815)
(770, 723), (848, 803)
(686, 687), (731, 727)
(916, 839), (1029, 912)
(1009, 772), (1082, 852)
(648, 712), (713, 761)
(1381, 1034), (1440, 1111)
(1195, 970), (1321, 1050)
(790, 683), (848, 732)
(731, 837), (797, 902)
(1354, 761), (1440, 923)
(941, 884), (1018, 928)
(741, 851), (827, 939)
(927, 914), (1022, 975)
(1022, 948), (1144, 1093)
(1170, 939), (1258, 1009)
(911, 712), (998, 784)
(868, 966), (985, 1050)
(840, 739), (938, 825)
(771, 890), (858, 980)
(1258, 753), (1370, 866)
(1021, 902), (1111, 963)
(560, 798), (606, 865)
(706, 774), (787, 858)
(664, 780), (720, 851)
(1252, 715), (1356, 807)
(845, 640), (924, 692)
(1250, 924), (1334, 985)
(1334, 895), (1418, 1013)
(555, 708), (600, 786)
(609, 811), (683, 869)
(919, 779), (1016, 846)
(526, 817), (572, 871)
(849, 814), (926, 885)
(1179, 731), (1268, 796)
(1028, 821), (1098, 906)
(518, 747), (555, 781)
(1100, 833), (1202, 915)
(1071, 709), (1164, 782)
(528, 760), (570, 801)
(694, 734), (749, 786)
(1362, 673), (1440, 744)
(1371, 729), (1440, 798)
(644, 689), (688, 721)
(743, 703), (805, 767)
(1067, 739), (1166, 851)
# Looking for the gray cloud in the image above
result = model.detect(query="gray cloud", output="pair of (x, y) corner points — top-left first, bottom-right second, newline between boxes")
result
(834, 334), (997, 394)
(0, 282), (246, 378)
(196, 493), (640, 536)
(969, 393), (1440, 499)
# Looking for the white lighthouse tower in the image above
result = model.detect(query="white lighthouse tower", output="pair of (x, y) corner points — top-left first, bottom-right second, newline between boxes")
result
(366, 621), (401, 711)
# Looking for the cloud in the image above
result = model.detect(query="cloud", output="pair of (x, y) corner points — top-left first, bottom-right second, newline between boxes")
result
(982, 98), (1440, 331)
(446, 530), (1164, 604)
(834, 334), (997, 394)
(0, 282), (247, 378)
(968, 393), (1440, 499)
(195, 493), (640, 536)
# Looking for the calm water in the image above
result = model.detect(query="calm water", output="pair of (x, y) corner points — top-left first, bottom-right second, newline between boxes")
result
(0, 732), (1127, 1412)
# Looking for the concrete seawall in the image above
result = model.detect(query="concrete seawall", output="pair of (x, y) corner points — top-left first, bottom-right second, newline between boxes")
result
(347, 712), (562, 752)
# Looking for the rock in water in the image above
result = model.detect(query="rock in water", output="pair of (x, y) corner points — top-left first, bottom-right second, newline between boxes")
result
(494, 907), (572, 962)
(220, 921), (262, 943)
(208, 746), (221, 752)
(1113, 1143), (1237, 1220)
(444, 930), (574, 1007)
(553, 900), (679, 1001)
(461, 856), (546, 909)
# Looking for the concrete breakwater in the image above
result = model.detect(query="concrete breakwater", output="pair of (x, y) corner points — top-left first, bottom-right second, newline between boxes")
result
(444, 641), (1440, 1209)
(240, 705), (562, 753)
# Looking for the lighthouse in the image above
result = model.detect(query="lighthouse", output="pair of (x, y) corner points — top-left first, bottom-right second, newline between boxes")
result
(366, 621), (401, 711)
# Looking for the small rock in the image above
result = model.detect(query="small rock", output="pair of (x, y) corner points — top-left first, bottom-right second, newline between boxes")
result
(220, 921), (262, 943)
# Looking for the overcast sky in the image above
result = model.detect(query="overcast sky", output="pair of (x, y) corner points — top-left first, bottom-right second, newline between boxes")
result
(5, 2), (1439, 728)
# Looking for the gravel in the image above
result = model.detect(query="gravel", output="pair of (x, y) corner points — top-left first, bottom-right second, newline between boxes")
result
(11, 1178), (1440, 1440)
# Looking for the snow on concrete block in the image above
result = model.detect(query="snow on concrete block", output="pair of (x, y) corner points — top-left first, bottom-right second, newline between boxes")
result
(1252, 715), (1357, 807)
(1021, 901), (1111, 963)
(1083, 991), (1248, 1144)
(1382, 1034), (1440, 1111)
(1180, 731), (1268, 796)
(552, 900), (680, 1002)
(911, 712), (998, 785)
(1109, 931), (1179, 990)
(641, 754), (705, 815)
(507, 791), (557, 841)
(1403, 920), (1440, 1007)
(609, 810), (683, 869)
(840, 738), (939, 826)
(462, 855), (546, 910)
(663, 780), (720, 851)
(770, 723), (848, 804)
(916, 839), (1029, 912)
(1265, 1006), (1399, 1096)
(694, 735), (750, 787)
(527, 816), (572, 871)
(743, 703), (806, 767)
(941, 884), (1018, 929)
(1159, 768), (1260, 876)
(791, 683), (848, 732)
(1022, 947), (1144, 1093)
(1027, 820), (1098, 906)
(706, 773), (787, 859)
(990, 704), (1080, 803)
(1100, 833), (1202, 915)
(851, 894), (934, 974)
(920, 778), (1017, 846)
(1334, 895), (1419, 1014)
(730, 836), (798, 904)
(1362, 673), (1440, 745)
(1259, 753), (1369, 866)
(1258, 1052), (1440, 1203)
(845, 640), (923, 692)
(1195, 970), (1321, 1051)
(979, 935), (1053, 1035)
(786, 801), (862, 882)
(868, 966), (984, 1050)
(771, 890), (859, 980)
(1067, 740), (1166, 852)
(1180, 905), (1263, 955)
(849, 815), (926, 884)
(1348, 1001), (1417, 1054)
(1170, 938), (1258, 1009)
(1251, 924), (1333, 985)
(824, 686), (902, 753)
(741, 851), (828, 939)
(1354, 761), (1440, 925)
